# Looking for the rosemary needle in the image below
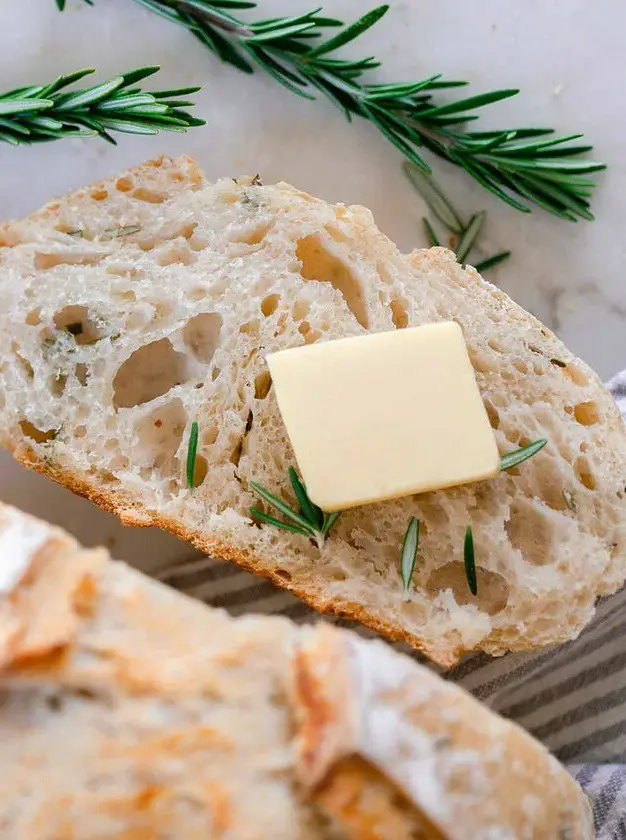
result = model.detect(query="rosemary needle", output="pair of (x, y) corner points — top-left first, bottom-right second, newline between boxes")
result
(464, 525), (477, 596)
(404, 163), (464, 233)
(474, 251), (511, 273)
(500, 439), (547, 471)
(455, 211), (486, 264)
(186, 420), (199, 490)
(400, 516), (420, 601)
(422, 217), (441, 248)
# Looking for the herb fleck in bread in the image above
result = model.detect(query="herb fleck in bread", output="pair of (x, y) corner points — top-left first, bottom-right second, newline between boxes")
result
(0, 155), (624, 667)
(0, 502), (592, 839)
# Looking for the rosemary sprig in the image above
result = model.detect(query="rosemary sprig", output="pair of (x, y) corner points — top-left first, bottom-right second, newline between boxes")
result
(186, 420), (199, 489)
(500, 439), (547, 471)
(0, 65), (203, 145)
(400, 516), (419, 601)
(250, 467), (341, 548)
(464, 525), (477, 596)
(474, 251), (511, 274)
(404, 163), (511, 273)
(61, 1), (604, 219)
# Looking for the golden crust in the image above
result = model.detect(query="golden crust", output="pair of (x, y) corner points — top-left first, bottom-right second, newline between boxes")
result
(0, 503), (593, 839)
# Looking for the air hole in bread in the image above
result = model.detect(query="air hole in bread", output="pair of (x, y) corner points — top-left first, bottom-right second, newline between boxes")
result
(156, 242), (196, 267)
(304, 329), (321, 345)
(468, 351), (492, 374)
(189, 234), (209, 252)
(53, 306), (102, 345)
(511, 357), (528, 374)
(211, 366), (221, 382)
(483, 399), (500, 429)
(230, 438), (244, 467)
(188, 286), (208, 301)
(254, 370), (272, 400)
(487, 338), (504, 354)
(240, 319), (260, 338)
(116, 176), (133, 192)
(91, 189), (108, 201)
(182, 312), (222, 363)
(25, 308), (41, 326)
(75, 363), (89, 386)
(503, 425), (520, 444)
(50, 372), (67, 397)
(574, 400), (600, 426)
(296, 234), (369, 328)
(505, 501), (553, 566)
(324, 222), (350, 243)
(231, 221), (273, 246)
(0, 228), (21, 247)
(377, 260), (393, 285)
(135, 399), (187, 479)
(35, 252), (105, 270)
(159, 221), (197, 241)
(426, 563), (509, 614)
(19, 419), (58, 444)
(274, 568), (292, 581)
(563, 363), (588, 386)
(190, 453), (208, 488)
(138, 236), (158, 252)
(133, 187), (167, 204)
(575, 456), (596, 490)
(205, 426), (219, 446)
(111, 289), (137, 303)
(261, 294), (280, 317)
(107, 264), (142, 278)
(11, 343), (34, 379)
(292, 298), (310, 321)
(390, 298), (409, 329)
(230, 411), (253, 466)
(299, 320), (311, 337)
(113, 338), (190, 409)
(74, 425), (87, 439)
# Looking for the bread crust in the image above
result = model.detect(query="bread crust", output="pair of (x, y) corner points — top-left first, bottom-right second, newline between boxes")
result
(0, 502), (593, 839)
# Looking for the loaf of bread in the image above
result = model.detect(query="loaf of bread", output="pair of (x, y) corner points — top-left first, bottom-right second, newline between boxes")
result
(0, 502), (592, 839)
(0, 155), (624, 666)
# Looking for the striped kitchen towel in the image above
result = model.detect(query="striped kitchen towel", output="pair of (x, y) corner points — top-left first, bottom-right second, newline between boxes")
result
(157, 372), (626, 838)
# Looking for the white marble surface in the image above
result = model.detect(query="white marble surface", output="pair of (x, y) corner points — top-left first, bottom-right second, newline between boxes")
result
(1, 0), (625, 562)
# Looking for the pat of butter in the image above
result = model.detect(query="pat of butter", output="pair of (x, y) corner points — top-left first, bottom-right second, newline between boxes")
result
(267, 322), (499, 511)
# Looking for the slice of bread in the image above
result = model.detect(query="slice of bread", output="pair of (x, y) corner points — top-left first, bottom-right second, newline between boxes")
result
(0, 155), (624, 667)
(0, 502), (592, 839)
